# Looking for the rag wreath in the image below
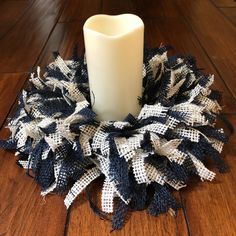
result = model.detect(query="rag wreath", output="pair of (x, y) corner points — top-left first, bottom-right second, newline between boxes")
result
(0, 45), (229, 230)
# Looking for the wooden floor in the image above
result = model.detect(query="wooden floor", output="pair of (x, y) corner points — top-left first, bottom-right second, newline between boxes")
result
(0, 0), (235, 235)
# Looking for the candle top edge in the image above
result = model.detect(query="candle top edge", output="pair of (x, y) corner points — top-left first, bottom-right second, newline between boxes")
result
(83, 14), (144, 39)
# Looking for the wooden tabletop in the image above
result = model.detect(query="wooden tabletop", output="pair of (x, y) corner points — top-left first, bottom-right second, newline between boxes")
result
(0, 0), (235, 235)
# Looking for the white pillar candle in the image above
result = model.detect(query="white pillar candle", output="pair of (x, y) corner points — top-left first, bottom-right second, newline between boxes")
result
(83, 14), (144, 121)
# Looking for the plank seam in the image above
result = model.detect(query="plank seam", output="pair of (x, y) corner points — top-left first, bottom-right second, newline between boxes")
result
(180, 194), (193, 236)
(63, 206), (72, 236)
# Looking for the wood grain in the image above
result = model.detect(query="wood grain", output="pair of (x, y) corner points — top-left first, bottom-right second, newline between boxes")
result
(0, 0), (65, 73)
(37, 22), (84, 70)
(220, 7), (236, 25)
(0, 73), (27, 128)
(212, 0), (236, 7)
(175, 0), (236, 99)
(59, 0), (101, 22)
(135, 0), (179, 18)
(102, 0), (138, 15)
(0, 0), (32, 39)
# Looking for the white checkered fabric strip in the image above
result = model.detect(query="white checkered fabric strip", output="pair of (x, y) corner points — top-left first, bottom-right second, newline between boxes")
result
(41, 148), (51, 160)
(167, 149), (187, 164)
(175, 128), (200, 142)
(167, 70), (185, 99)
(166, 116), (180, 129)
(92, 124), (108, 150)
(145, 163), (165, 185)
(127, 134), (143, 149)
(151, 136), (163, 149)
(146, 163), (186, 190)
(80, 134), (92, 156)
(188, 84), (203, 102)
(80, 125), (97, 137)
(64, 167), (101, 209)
(54, 55), (72, 77)
(172, 103), (207, 126)
(113, 121), (131, 129)
(96, 155), (110, 179)
(138, 103), (168, 120)
(115, 137), (136, 162)
(189, 153), (216, 181)
(138, 123), (169, 135)
(165, 179), (186, 190)
(45, 133), (63, 151)
(18, 160), (32, 169)
(58, 121), (76, 141)
(210, 138), (224, 153)
(155, 139), (186, 164)
(101, 179), (116, 213)
(24, 121), (42, 140)
(206, 75), (214, 88)
(197, 95), (222, 113)
(156, 139), (182, 155)
(30, 76), (44, 90)
(63, 82), (86, 102)
(74, 101), (90, 112)
(132, 153), (149, 184)
(15, 125), (28, 148)
(148, 52), (167, 80)
(38, 118), (55, 129)
(100, 140), (110, 156)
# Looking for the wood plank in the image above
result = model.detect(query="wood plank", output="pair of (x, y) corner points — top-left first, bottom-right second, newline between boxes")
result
(0, 129), (67, 236)
(0, 73), (27, 128)
(135, 0), (179, 18)
(212, 0), (236, 7)
(180, 114), (236, 236)
(66, 191), (188, 236)
(0, 0), (64, 73)
(0, 0), (32, 39)
(175, 0), (236, 99)
(102, 0), (138, 15)
(59, 0), (101, 22)
(220, 7), (236, 25)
